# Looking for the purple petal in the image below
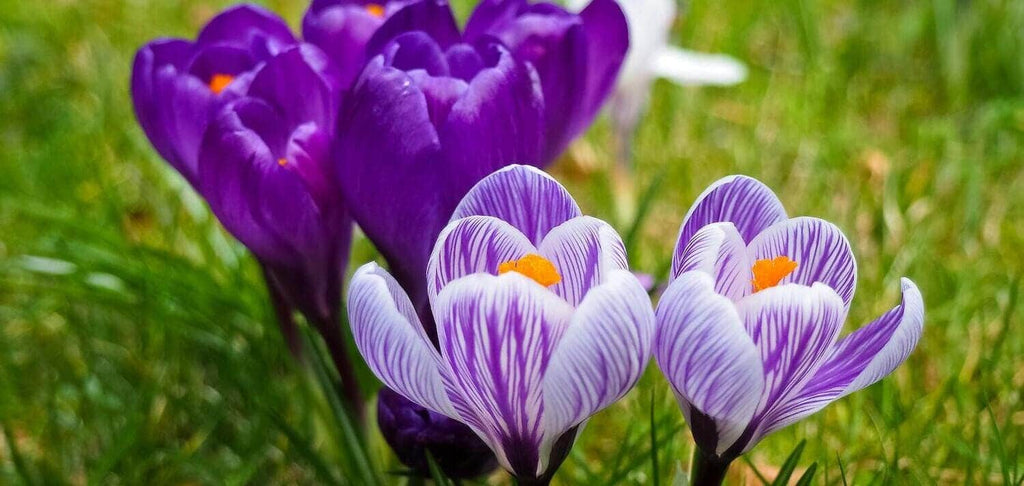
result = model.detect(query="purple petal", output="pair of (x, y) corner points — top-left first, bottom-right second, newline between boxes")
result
(542, 270), (654, 461)
(348, 263), (456, 415)
(196, 4), (296, 54)
(450, 165), (582, 245)
(433, 273), (575, 476)
(676, 175), (788, 252)
(537, 216), (628, 307)
(302, 3), (387, 87)
(463, 0), (526, 40)
(673, 222), (751, 301)
(761, 278), (924, 435)
(747, 217), (858, 308)
(737, 283), (846, 449)
(365, 0), (461, 58)
(654, 272), (763, 456)
(247, 45), (339, 130)
(575, 0), (629, 140)
(426, 215), (537, 306)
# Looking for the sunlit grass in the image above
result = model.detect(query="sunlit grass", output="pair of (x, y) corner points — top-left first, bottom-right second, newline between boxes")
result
(1, 0), (1021, 484)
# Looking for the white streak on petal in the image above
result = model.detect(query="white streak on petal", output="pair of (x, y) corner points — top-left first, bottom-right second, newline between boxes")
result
(673, 222), (751, 301)
(538, 216), (629, 307)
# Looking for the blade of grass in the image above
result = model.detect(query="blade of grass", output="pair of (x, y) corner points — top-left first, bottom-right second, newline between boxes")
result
(268, 412), (345, 486)
(794, 462), (817, 486)
(2, 421), (35, 486)
(624, 165), (668, 263)
(836, 453), (848, 486)
(425, 450), (455, 486)
(650, 390), (661, 486)
(742, 455), (770, 485)
(770, 439), (806, 486)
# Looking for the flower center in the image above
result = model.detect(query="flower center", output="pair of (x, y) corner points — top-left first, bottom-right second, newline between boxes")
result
(277, 158), (288, 167)
(498, 254), (561, 287)
(208, 73), (235, 94)
(751, 256), (798, 292)
(365, 3), (385, 17)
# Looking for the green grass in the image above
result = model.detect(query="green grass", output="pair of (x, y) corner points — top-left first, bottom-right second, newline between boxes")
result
(1, 0), (1022, 484)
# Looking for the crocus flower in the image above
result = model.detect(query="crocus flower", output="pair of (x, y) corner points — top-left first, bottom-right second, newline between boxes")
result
(567, 0), (746, 164)
(348, 165), (654, 484)
(464, 0), (629, 162)
(335, 1), (545, 330)
(132, 6), (362, 411)
(653, 176), (924, 484)
(303, 0), (414, 88)
(131, 4), (298, 187)
(377, 388), (499, 478)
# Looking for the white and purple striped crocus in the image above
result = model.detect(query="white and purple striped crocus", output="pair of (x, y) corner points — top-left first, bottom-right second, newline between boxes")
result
(654, 176), (924, 484)
(348, 166), (654, 484)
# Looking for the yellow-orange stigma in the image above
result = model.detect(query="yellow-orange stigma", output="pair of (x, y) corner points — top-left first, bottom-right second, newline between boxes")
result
(751, 256), (798, 292)
(365, 3), (386, 17)
(498, 254), (561, 287)
(208, 73), (235, 94)
(277, 158), (288, 167)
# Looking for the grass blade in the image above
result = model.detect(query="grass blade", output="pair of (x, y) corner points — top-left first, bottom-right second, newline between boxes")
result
(650, 391), (661, 486)
(794, 462), (817, 486)
(425, 450), (455, 486)
(770, 439), (806, 486)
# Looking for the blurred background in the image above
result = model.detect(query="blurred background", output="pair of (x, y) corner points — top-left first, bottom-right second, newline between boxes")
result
(0, 0), (1021, 484)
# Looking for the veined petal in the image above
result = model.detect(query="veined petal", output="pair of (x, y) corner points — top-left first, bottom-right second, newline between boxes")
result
(748, 217), (857, 309)
(433, 273), (575, 476)
(348, 263), (455, 416)
(576, 0), (629, 133)
(542, 270), (654, 468)
(426, 216), (537, 306)
(650, 47), (748, 86)
(737, 283), (846, 447)
(450, 165), (582, 245)
(538, 216), (629, 307)
(761, 278), (924, 435)
(673, 222), (751, 301)
(677, 175), (788, 252)
(654, 272), (763, 455)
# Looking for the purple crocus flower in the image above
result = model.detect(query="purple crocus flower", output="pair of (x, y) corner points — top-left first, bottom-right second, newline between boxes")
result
(302, 0), (414, 88)
(348, 166), (654, 484)
(653, 176), (924, 484)
(131, 6), (362, 410)
(131, 4), (297, 187)
(464, 0), (629, 161)
(377, 388), (499, 478)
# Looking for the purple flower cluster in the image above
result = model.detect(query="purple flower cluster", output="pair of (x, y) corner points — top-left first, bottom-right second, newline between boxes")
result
(131, 2), (923, 485)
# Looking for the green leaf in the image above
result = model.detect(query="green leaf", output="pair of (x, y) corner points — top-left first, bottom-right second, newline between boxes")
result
(770, 439), (806, 486)
(794, 462), (817, 486)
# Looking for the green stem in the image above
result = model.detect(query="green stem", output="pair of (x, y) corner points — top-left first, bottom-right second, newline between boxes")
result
(690, 448), (732, 486)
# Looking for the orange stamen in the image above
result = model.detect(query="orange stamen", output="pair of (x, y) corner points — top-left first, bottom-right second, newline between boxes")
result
(751, 256), (798, 292)
(498, 254), (561, 287)
(277, 158), (288, 167)
(365, 3), (386, 17)
(208, 73), (235, 94)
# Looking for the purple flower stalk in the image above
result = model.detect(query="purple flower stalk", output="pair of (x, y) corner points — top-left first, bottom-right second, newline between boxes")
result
(348, 166), (654, 484)
(653, 176), (924, 484)
(336, 0), (627, 333)
(131, 5), (361, 412)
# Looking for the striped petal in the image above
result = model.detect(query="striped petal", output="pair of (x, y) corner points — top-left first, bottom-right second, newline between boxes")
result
(451, 165), (582, 245)
(761, 278), (924, 435)
(433, 273), (575, 476)
(347, 263), (454, 416)
(672, 222), (751, 301)
(542, 270), (654, 466)
(747, 217), (857, 309)
(538, 216), (629, 307)
(737, 283), (846, 448)
(676, 175), (788, 253)
(427, 215), (537, 306)
(654, 272), (763, 455)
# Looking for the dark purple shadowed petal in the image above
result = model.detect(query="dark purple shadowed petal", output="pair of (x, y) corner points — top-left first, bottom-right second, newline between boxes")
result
(654, 271), (763, 456)
(247, 45), (340, 132)
(433, 272), (575, 477)
(575, 0), (629, 137)
(676, 175), (788, 254)
(426, 216), (536, 306)
(759, 278), (923, 436)
(450, 165), (582, 245)
(365, 0), (461, 58)
(196, 4), (296, 54)
(377, 388), (499, 479)
(302, 1), (390, 88)
(747, 217), (858, 309)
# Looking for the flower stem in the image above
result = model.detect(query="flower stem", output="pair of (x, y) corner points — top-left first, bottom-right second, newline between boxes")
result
(261, 268), (303, 358)
(314, 314), (365, 422)
(690, 448), (732, 486)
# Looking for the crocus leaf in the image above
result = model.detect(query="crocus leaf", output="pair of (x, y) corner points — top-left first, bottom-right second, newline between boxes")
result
(770, 439), (806, 486)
